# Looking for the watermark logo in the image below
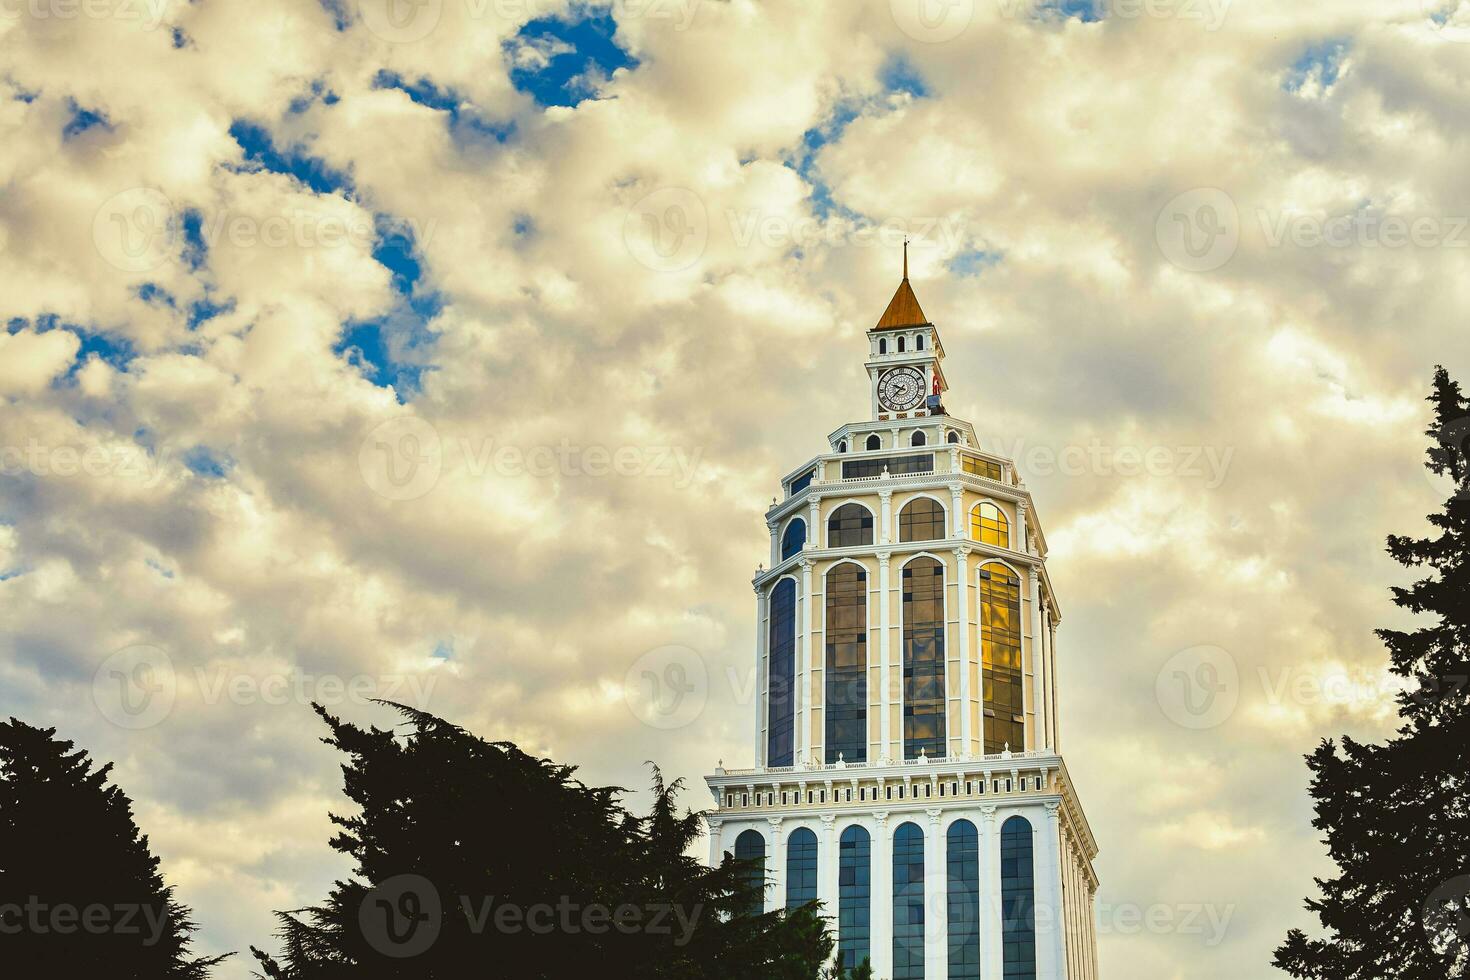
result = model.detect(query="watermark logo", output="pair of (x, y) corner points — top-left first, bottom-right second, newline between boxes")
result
(359, 417), (444, 502)
(93, 644), (177, 730)
(92, 187), (176, 274)
(890, 0), (974, 43)
(623, 645), (708, 730)
(1156, 188), (1239, 273)
(1424, 0), (1470, 43)
(360, 874), (442, 958)
(1423, 875), (1470, 968)
(623, 188), (708, 273)
(1156, 644), (1239, 730)
(359, 0), (443, 43)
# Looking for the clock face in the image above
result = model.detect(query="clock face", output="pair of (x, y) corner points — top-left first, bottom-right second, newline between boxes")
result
(878, 367), (925, 412)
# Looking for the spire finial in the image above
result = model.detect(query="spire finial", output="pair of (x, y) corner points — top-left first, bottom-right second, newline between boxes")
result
(903, 239), (909, 280)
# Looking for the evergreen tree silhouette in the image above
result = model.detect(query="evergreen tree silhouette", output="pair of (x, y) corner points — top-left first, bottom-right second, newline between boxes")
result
(1276, 367), (1470, 978)
(250, 701), (840, 978)
(0, 718), (228, 978)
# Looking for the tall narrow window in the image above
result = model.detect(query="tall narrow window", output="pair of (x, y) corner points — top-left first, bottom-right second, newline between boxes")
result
(838, 439), (848, 453)
(866, 434), (881, 451)
(786, 827), (819, 908)
(903, 557), (946, 759)
(1001, 817), (1037, 980)
(825, 564), (868, 764)
(781, 518), (807, 560)
(828, 504), (875, 548)
(839, 826), (871, 972)
(879, 338), (888, 354)
(892, 822), (925, 979)
(980, 562), (1025, 754)
(899, 497), (946, 542)
(971, 502), (1010, 548)
(947, 430), (960, 444)
(898, 336), (906, 353)
(948, 819), (981, 980)
(916, 334), (925, 350)
(766, 578), (797, 767)
(911, 430), (927, 447)
(734, 830), (767, 916)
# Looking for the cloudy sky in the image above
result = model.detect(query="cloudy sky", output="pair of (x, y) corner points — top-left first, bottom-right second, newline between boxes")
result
(3, 0), (1470, 975)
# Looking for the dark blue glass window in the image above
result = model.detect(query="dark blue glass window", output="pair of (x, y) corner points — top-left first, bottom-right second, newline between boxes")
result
(1001, 816), (1036, 979)
(825, 564), (867, 764)
(767, 579), (797, 767)
(892, 822), (925, 979)
(903, 557), (946, 759)
(734, 829), (766, 916)
(839, 825), (871, 972)
(789, 469), (816, 496)
(781, 518), (806, 560)
(786, 827), (818, 909)
(842, 453), (933, 480)
(948, 819), (981, 979)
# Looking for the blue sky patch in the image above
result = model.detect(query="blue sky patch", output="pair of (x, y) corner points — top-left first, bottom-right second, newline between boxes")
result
(1036, 0), (1104, 22)
(318, 0), (350, 30)
(507, 7), (637, 108)
(8, 316), (135, 373)
(182, 446), (233, 479)
(333, 216), (443, 401)
(63, 100), (111, 140)
(373, 71), (515, 146)
(949, 247), (1004, 277)
(1286, 39), (1349, 93)
(880, 56), (930, 99)
(229, 119), (353, 196)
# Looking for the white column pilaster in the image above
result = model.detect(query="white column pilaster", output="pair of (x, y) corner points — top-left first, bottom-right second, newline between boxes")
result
(820, 814), (838, 931)
(1029, 568), (1045, 752)
(980, 805), (1003, 980)
(768, 519), (780, 568)
(949, 481), (965, 537)
(872, 811), (893, 979)
(800, 558), (814, 764)
(954, 546), (972, 755)
(877, 551), (892, 762)
(755, 584), (768, 765)
(925, 808), (947, 977)
(1017, 501), (1030, 555)
(707, 817), (724, 867)
(1042, 802), (1069, 980)
(768, 817), (786, 912)
(807, 493), (822, 546)
(878, 488), (893, 545)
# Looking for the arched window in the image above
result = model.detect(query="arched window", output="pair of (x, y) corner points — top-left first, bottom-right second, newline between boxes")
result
(838, 826), (871, 972)
(916, 334), (925, 350)
(879, 338), (888, 354)
(1000, 817), (1037, 980)
(899, 497), (946, 543)
(911, 430), (927, 447)
(902, 557), (946, 759)
(971, 502), (1010, 548)
(828, 504), (875, 548)
(947, 430), (960, 445)
(825, 563), (868, 764)
(838, 439), (848, 454)
(786, 827), (819, 909)
(979, 562), (1024, 755)
(734, 830), (766, 916)
(947, 819), (981, 979)
(898, 336), (906, 353)
(892, 822), (925, 979)
(767, 579), (797, 767)
(781, 519), (807, 561)
(866, 434), (881, 451)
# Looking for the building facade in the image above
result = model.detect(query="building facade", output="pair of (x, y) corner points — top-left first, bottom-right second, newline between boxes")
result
(704, 263), (1101, 980)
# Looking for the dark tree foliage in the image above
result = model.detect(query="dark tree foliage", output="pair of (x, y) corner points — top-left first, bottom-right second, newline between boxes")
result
(1276, 368), (1470, 978)
(0, 718), (227, 978)
(251, 702), (839, 979)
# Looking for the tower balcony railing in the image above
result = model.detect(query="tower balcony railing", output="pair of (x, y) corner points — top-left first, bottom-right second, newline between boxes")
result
(713, 746), (1052, 779)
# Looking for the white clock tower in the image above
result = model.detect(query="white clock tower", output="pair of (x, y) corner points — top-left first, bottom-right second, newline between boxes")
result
(705, 258), (1101, 980)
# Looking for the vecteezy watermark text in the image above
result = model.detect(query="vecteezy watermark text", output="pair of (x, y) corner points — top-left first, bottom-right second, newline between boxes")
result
(0, 898), (174, 946)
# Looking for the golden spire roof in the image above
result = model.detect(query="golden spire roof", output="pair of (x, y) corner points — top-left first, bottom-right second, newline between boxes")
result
(874, 241), (930, 330)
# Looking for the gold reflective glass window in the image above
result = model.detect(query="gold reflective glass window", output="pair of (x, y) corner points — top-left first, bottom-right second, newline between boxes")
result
(828, 503), (875, 548)
(979, 562), (1024, 755)
(898, 497), (946, 542)
(962, 455), (1003, 482)
(971, 502), (1009, 548)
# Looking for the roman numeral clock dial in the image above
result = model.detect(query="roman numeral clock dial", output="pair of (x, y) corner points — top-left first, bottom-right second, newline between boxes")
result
(877, 366), (925, 412)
